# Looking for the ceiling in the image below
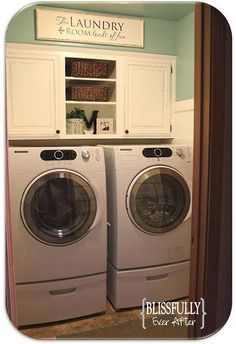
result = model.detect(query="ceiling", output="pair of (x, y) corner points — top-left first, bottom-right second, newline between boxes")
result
(42, 2), (195, 21)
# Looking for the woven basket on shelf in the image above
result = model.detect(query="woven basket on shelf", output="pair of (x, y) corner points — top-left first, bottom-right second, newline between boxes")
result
(66, 85), (110, 102)
(66, 59), (110, 78)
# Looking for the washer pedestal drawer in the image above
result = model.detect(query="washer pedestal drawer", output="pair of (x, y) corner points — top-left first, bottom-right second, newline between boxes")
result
(16, 273), (106, 326)
(107, 261), (189, 310)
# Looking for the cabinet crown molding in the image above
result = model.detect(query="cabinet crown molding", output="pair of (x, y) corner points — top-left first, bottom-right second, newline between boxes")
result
(6, 43), (176, 62)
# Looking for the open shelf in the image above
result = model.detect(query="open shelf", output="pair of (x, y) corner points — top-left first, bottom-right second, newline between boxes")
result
(65, 76), (116, 82)
(65, 57), (117, 137)
(66, 101), (116, 105)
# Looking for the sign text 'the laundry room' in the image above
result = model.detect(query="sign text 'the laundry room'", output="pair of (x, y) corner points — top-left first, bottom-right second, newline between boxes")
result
(36, 8), (144, 47)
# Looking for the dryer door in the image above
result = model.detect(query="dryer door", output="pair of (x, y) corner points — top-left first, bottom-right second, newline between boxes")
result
(21, 169), (97, 246)
(126, 166), (190, 234)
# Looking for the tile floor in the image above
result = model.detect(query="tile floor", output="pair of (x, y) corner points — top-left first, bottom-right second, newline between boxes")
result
(20, 301), (188, 339)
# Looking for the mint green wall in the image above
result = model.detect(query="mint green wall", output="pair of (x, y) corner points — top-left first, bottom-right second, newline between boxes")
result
(6, 5), (195, 101)
(176, 12), (195, 101)
(6, 5), (176, 55)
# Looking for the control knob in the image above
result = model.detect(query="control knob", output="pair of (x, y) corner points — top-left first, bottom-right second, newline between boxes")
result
(176, 148), (184, 157)
(81, 150), (90, 160)
(54, 150), (64, 160)
(154, 148), (162, 157)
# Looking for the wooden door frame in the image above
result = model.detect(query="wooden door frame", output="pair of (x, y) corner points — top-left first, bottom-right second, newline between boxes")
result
(189, 2), (232, 338)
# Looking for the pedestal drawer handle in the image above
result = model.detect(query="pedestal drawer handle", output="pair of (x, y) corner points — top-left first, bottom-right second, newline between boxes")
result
(146, 273), (169, 281)
(49, 287), (77, 296)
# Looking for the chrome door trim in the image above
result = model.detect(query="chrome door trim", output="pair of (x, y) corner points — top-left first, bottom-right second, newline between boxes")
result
(126, 166), (191, 235)
(21, 169), (97, 246)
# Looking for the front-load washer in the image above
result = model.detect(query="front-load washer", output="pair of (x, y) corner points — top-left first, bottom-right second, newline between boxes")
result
(8, 146), (107, 325)
(103, 145), (192, 309)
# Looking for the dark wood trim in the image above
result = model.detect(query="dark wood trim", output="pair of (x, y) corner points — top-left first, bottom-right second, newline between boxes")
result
(189, 2), (232, 338)
(188, 3), (212, 337)
(203, 6), (232, 335)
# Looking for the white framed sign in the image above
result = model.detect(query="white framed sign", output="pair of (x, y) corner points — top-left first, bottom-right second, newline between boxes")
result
(36, 7), (144, 47)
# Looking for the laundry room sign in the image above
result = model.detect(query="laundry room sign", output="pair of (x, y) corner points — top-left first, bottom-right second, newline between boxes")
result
(36, 7), (144, 47)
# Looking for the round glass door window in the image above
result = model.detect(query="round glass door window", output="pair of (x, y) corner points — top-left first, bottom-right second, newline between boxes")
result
(21, 170), (97, 245)
(127, 167), (190, 234)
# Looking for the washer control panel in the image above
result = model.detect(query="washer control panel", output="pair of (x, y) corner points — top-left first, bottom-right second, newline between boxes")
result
(142, 147), (172, 158)
(40, 150), (77, 161)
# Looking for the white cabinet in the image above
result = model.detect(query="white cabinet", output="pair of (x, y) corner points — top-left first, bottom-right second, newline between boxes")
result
(124, 58), (173, 137)
(6, 52), (61, 138)
(6, 44), (175, 140)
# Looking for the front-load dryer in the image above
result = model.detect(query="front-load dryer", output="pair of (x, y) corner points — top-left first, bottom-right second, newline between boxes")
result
(8, 147), (107, 325)
(103, 145), (192, 309)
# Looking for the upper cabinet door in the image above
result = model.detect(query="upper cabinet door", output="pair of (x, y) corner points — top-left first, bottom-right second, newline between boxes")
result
(124, 58), (174, 137)
(6, 53), (60, 138)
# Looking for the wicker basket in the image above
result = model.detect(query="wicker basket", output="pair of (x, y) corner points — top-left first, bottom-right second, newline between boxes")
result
(66, 59), (110, 78)
(66, 85), (110, 102)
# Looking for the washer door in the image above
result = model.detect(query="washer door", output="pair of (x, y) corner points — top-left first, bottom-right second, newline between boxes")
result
(21, 169), (97, 246)
(126, 166), (190, 234)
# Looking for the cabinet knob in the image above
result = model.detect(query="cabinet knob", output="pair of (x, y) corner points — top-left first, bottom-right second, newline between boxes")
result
(56, 129), (60, 134)
(125, 129), (129, 134)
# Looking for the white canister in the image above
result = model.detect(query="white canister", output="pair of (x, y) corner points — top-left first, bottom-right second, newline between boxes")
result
(66, 118), (85, 135)
(74, 118), (85, 134)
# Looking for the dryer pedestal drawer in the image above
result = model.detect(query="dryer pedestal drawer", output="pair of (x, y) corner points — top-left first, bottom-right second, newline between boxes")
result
(16, 273), (106, 326)
(107, 261), (189, 310)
